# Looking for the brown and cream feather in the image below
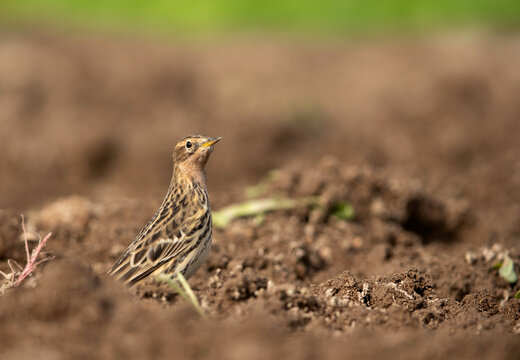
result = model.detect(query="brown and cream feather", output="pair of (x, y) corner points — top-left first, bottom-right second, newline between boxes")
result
(110, 135), (220, 286)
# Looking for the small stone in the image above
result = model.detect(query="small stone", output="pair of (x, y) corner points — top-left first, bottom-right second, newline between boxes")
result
(319, 246), (333, 262)
(465, 251), (476, 265)
(370, 198), (386, 217)
(352, 237), (363, 249)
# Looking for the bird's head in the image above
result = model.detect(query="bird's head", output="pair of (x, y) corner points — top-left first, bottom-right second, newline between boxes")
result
(173, 135), (221, 183)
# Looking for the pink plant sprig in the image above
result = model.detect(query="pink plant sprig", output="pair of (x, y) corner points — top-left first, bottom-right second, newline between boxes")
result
(12, 215), (52, 286)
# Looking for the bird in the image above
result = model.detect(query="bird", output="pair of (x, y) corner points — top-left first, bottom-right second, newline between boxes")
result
(109, 135), (221, 286)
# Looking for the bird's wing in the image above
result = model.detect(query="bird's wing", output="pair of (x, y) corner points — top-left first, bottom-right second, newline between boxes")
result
(109, 206), (198, 285)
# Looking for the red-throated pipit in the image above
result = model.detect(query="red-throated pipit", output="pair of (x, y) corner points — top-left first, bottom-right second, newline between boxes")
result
(110, 135), (221, 285)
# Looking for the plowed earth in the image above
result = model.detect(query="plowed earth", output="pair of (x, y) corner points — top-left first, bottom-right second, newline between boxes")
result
(0, 33), (519, 359)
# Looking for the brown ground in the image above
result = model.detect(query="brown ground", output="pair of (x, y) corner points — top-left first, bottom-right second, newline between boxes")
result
(0, 31), (520, 359)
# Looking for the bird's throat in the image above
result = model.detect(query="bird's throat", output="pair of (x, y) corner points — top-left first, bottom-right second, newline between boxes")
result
(175, 161), (207, 187)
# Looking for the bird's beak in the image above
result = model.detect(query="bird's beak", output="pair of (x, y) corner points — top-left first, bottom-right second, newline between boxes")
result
(201, 137), (222, 148)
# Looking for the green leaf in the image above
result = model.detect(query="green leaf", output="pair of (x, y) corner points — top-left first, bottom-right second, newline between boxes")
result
(498, 255), (518, 284)
(514, 290), (520, 299)
(331, 202), (355, 221)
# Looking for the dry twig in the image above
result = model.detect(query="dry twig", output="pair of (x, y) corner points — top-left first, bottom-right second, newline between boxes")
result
(0, 215), (53, 292)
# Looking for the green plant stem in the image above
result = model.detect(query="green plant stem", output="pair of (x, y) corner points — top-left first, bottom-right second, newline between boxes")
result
(213, 196), (319, 228)
(156, 273), (206, 317)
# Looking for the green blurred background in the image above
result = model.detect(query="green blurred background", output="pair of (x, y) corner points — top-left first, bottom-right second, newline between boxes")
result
(1, 0), (520, 35)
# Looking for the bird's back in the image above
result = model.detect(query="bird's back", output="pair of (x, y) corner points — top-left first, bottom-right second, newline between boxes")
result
(109, 180), (212, 286)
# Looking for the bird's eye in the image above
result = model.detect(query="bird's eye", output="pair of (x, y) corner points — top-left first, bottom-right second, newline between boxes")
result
(186, 141), (192, 149)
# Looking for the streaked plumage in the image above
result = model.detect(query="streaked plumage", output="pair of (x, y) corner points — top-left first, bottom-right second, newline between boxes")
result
(110, 135), (221, 286)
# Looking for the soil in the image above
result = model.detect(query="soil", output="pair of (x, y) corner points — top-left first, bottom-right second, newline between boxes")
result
(1, 32), (520, 359)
